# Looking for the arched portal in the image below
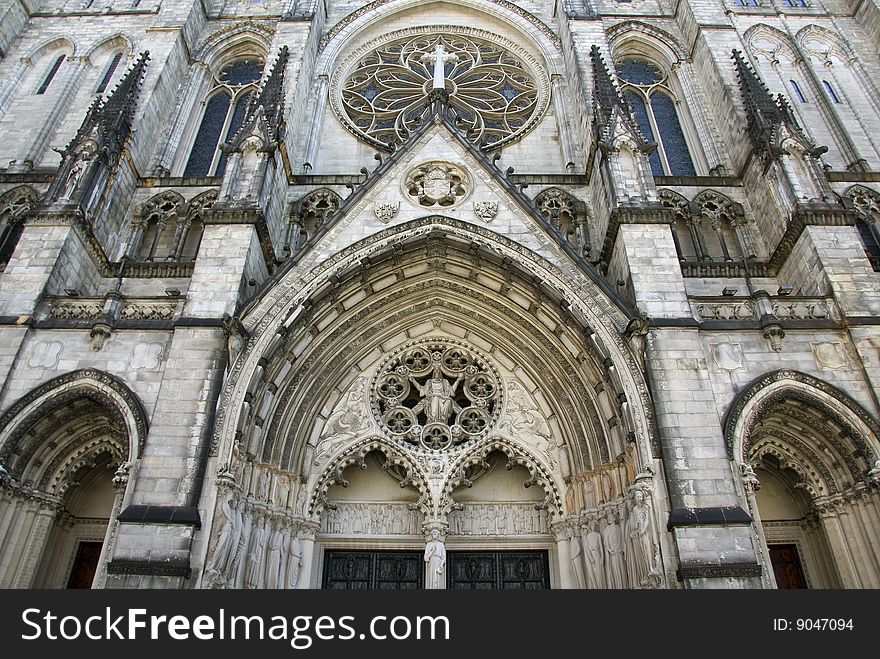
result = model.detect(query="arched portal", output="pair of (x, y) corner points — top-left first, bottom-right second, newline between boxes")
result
(726, 371), (880, 589)
(203, 217), (664, 589)
(0, 370), (146, 588)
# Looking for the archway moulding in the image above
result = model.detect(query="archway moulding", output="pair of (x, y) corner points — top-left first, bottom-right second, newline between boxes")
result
(309, 433), (562, 522)
(723, 369), (880, 464)
(0, 368), (148, 465)
(316, 0), (563, 76)
(211, 217), (658, 480)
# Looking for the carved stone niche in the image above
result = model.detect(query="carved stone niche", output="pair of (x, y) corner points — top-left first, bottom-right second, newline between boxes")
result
(371, 339), (501, 451)
(404, 161), (471, 208)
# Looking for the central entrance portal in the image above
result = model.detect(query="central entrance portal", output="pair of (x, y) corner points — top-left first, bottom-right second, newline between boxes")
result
(447, 551), (550, 589)
(322, 551), (424, 589)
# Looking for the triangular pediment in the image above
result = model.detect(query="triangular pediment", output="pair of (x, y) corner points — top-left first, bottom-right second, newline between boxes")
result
(244, 113), (636, 329)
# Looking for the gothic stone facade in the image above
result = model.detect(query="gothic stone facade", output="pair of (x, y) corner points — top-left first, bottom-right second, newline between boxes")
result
(0, 0), (879, 590)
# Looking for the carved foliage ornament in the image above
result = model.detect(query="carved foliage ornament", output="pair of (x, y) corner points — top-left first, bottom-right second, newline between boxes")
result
(371, 340), (501, 451)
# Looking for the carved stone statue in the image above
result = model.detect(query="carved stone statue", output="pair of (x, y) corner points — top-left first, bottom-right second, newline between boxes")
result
(264, 523), (284, 589)
(286, 533), (304, 589)
(221, 313), (249, 366)
(410, 362), (464, 424)
(244, 518), (267, 589)
(583, 520), (606, 589)
(295, 485), (308, 516)
(424, 529), (446, 589)
(207, 495), (242, 583)
(602, 509), (627, 589)
(60, 149), (91, 201)
(625, 489), (659, 588)
(869, 459), (880, 483)
(568, 529), (586, 589)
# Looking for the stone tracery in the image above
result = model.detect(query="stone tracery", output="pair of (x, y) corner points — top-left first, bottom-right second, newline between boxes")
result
(333, 29), (547, 150)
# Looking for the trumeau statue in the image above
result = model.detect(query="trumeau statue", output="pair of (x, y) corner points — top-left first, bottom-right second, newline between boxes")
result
(286, 534), (304, 589)
(424, 529), (446, 589)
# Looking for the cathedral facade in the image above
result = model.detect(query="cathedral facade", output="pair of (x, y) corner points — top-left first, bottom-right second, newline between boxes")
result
(0, 0), (879, 590)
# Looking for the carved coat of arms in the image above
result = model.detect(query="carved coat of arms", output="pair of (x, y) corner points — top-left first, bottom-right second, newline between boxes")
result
(374, 202), (400, 223)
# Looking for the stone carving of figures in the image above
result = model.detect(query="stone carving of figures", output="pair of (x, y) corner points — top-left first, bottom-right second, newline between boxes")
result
(581, 476), (596, 510)
(274, 475), (290, 509)
(256, 471), (269, 502)
(410, 360), (464, 424)
(233, 512), (253, 588)
(315, 378), (371, 463)
(244, 518), (267, 589)
(625, 443), (637, 485)
(583, 520), (606, 589)
(741, 462), (761, 491)
(424, 529), (446, 589)
(265, 523), (284, 589)
(221, 313), (248, 366)
(498, 381), (556, 467)
(568, 529), (586, 588)
(600, 470), (613, 503)
(60, 149), (90, 201)
(531, 505), (541, 533)
(626, 489), (659, 588)
(461, 508), (472, 535)
(208, 495), (242, 583)
(479, 505), (490, 535)
(370, 505), (380, 534)
(286, 534), (304, 589)
(868, 459), (880, 483)
(602, 509), (627, 589)
(565, 486), (576, 515)
(295, 485), (308, 517)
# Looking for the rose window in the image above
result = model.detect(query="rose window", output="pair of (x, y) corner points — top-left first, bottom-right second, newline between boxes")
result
(372, 340), (502, 451)
(333, 31), (546, 150)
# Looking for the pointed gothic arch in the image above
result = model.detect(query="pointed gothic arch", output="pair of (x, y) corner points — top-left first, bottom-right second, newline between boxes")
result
(201, 215), (661, 589)
(0, 369), (147, 588)
(724, 370), (880, 588)
(0, 185), (39, 268)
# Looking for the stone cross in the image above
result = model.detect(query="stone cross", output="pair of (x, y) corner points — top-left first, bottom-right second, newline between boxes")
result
(421, 43), (458, 90)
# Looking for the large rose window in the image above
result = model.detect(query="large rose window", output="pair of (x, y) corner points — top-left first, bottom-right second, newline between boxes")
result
(372, 340), (502, 451)
(332, 30), (548, 150)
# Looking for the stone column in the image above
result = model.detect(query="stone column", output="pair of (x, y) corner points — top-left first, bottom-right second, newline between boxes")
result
(551, 74), (575, 168)
(296, 523), (318, 589)
(303, 74), (330, 170)
(741, 464), (776, 589)
(552, 522), (573, 589)
(0, 57), (32, 120)
(816, 502), (860, 588)
(11, 503), (57, 588)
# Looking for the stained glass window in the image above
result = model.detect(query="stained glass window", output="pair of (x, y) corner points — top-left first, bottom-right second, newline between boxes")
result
(36, 55), (65, 95)
(617, 59), (697, 176)
(96, 53), (122, 94)
(790, 80), (806, 102)
(183, 59), (263, 177)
